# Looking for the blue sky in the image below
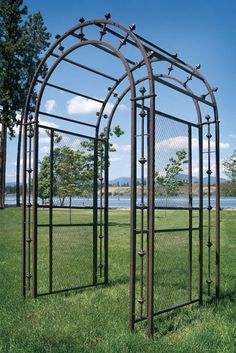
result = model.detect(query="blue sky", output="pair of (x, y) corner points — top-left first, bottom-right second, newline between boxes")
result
(6, 0), (236, 182)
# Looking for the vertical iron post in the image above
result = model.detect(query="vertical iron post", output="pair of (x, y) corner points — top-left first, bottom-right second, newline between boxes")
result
(198, 125), (203, 305)
(147, 99), (155, 337)
(93, 137), (98, 285)
(32, 119), (38, 298)
(49, 129), (54, 293)
(98, 140), (104, 279)
(26, 116), (34, 292)
(206, 115), (213, 296)
(129, 100), (137, 331)
(22, 116), (27, 297)
(104, 137), (109, 284)
(137, 87), (147, 319)
(188, 125), (193, 301)
(215, 118), (220, 299)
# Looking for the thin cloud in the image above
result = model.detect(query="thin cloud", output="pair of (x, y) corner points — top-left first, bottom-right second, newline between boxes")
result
(67, 96), (103, 114)
(113, 143), (131, 152)
(45, 99), (56, 113)
(67, 96), (127, 115)
(156, 136), (229, 151)
(109, 156), (122, 162)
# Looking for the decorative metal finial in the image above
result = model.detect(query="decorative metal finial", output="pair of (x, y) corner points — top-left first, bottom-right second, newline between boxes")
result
(58, 44), (64, 52)
(184, 74), (192, 86)
(129, 24), (136, 31)
(139, 86), (146, 95)
(212, 87), (218, 92)
(195, 64), (201, 70)
(55, 34), (61, 40)
(104, 12), (111, 20)
(168, 64), (173, 75)
(79, 17), (85, 23)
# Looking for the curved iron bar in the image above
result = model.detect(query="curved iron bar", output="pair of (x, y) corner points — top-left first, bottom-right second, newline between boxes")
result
(104, 73), (203, 134)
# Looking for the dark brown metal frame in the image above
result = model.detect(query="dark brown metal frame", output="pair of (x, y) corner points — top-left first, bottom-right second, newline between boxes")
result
(22, 15), (220, 337)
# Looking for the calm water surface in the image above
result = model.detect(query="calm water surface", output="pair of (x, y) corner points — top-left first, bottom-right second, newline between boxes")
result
(5, 195), (236, 209)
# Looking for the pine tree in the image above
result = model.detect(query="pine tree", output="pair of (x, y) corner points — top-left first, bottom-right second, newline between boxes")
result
(0, 0), (50, 207)
(15, 11), (50, 206)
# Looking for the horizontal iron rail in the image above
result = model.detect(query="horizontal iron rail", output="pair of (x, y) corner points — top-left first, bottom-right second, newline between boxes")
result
(37, 79), (104, 104)
(131, 94), (157, 101)
(137, 103), (199, 128)
(37, 223), (95, 227)
(154, 227), (200, 233)
(134, 299), (199, 323)
(31, 109), (96, 128)
(136, 206), (200, 210)
(95, 23), (203, 80)
(154, 299), (200, 316)
(201, 121), (219, 126)
(38, 124), (98, 140)
(38, 205), (104, 209)
(155, 76), (214, 107)
(95, 23), (163, 61)
(136, 35), (203, 80)
(51, 52), (118, 81)
(71, 33), (136, 66)
(135, 227), (199, 234)
(92, 42), (136, 65)
(37, 282), (105, 297)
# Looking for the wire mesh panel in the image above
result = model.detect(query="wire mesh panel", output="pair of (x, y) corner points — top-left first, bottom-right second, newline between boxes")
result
(154, 114), (200, 314)
(155, 114), (189, 208)
(35, 126), (102, 294)
(52, 225), (93, 291)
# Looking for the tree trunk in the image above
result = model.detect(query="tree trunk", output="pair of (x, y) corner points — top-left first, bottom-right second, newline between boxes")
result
(0, 124), (7, 209)
(16, 112), (23, 207)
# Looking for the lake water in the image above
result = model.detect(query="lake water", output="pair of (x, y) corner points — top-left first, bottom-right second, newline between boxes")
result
(5, 195), (236, 209)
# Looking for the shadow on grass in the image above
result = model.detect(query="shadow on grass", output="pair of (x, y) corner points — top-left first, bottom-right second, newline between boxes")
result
(205, 289), (236, 305)
(152, 289), (236, 336)
(38, 275), (130, 299)
(108, 222), (130, 227)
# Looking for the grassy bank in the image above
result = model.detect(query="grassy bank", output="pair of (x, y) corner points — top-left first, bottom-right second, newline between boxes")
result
(0, 208), (235, 353)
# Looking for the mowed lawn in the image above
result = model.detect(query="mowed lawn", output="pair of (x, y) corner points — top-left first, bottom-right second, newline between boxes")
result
(0, 207), (235, 353)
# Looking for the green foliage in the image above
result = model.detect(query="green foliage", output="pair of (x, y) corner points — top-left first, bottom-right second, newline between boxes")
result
(38, 142), (93, 206)
(155, 149), (188, 196)
(221, 182), (236, 197)
(38, 126), (124, 206)
(0, 0), (50, 136)
(223, 150), (236, 182)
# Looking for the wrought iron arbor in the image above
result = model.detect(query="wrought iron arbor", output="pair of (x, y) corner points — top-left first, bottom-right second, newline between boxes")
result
(22, 15), (220, 337)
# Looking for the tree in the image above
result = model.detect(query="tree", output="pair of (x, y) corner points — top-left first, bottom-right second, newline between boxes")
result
(38, 145), (92, 207)
(0, 0), (50, 208)
(38, 126), (124, 206)
(221, 182), (236, 197)
(155, 149), (188, 210)
(16, 11), (50, 206)
(223, 150), (236, 182)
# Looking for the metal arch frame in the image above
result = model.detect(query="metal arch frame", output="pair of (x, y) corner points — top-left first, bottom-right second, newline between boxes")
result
(22, 16), (220, 337)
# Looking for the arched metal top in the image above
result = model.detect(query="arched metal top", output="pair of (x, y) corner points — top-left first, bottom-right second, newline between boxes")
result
(23, 16), (218, 130)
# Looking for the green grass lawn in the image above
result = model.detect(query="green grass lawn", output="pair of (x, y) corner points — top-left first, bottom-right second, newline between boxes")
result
(0, 207), (235, 353)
